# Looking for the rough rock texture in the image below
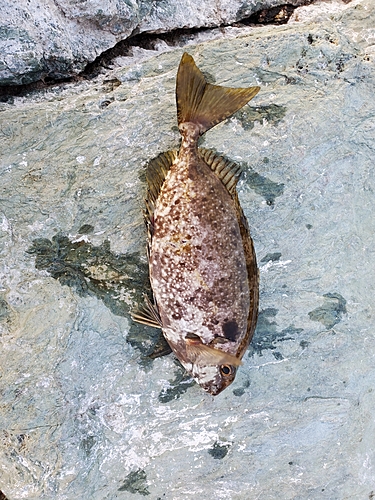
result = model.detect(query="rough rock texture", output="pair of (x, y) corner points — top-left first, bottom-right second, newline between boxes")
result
(1, 0), (375, 498)
(0, 0), (310, 86)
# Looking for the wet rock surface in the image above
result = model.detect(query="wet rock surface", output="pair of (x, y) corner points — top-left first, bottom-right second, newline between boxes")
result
(1, 0), (375, 498)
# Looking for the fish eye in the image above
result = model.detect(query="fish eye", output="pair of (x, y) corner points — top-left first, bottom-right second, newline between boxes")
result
(220, 365), (234, 377)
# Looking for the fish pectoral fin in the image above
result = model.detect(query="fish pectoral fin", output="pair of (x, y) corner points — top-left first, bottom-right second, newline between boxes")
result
(176, 52), (260, 134)
(185, 340), (242, 367)
(131, 295), (163, 329)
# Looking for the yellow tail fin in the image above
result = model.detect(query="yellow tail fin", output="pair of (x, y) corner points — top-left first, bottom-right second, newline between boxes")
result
(176, 52), (260, 134)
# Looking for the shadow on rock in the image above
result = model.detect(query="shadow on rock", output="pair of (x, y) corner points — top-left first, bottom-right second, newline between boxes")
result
(249, 307), (304, 360)
(27, 232), (170, 365)
(308, 292), (347, 329)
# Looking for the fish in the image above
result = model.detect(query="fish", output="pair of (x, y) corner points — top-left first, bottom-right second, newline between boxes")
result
(132, 52), (260, 395)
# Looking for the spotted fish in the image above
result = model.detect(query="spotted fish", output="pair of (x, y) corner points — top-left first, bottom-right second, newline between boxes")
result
(133, 52), (260, 395)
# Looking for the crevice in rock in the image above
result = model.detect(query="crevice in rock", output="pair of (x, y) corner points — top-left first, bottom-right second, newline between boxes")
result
(0, 1), (321, 101)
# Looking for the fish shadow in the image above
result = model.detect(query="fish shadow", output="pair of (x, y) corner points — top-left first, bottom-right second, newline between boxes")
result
(27, 232), (167, 366)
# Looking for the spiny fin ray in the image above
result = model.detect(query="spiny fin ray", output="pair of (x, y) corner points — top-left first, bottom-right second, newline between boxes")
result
(132, 295), (163, 329)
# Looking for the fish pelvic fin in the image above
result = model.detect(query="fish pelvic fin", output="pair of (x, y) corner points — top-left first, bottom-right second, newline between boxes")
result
(185, 339), (243, 367)
(132, 294), (163, 329)
(176, 52), (260, 135)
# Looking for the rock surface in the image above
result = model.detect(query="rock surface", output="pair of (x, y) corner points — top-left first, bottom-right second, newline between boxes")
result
(1, 0), (310, 86)
(1, 0), (375, 498)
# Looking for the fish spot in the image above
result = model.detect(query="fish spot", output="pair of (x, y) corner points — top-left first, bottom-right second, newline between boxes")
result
(222, 320), (240, 342)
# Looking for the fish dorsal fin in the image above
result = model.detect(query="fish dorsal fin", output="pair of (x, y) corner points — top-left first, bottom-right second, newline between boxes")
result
(176, 52), (260, 134)
(132, 294), (163, 329)
(185, 340), (243, 367)
(145, 150), (178, 213)
(144, 150), (178, 243)
(198, 147), (243, 195)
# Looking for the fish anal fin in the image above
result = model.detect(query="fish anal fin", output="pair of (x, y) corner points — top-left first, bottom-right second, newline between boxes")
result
(185, 340), (242, 367)
(176, 52), (260, 134)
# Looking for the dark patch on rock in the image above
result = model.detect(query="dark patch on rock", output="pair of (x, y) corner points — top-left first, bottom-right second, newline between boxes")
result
(0, 491), (8, 500)
(27, 233), (165, 362)
(308, 292), (347, 329)
(99, 98), (114, 108)
(244, 166), (284, 206)
(261, 252), (282, 263)
(233, 104), (287, 130)
(81, 435), (96, 456)
(118, 469), (150, 496)
(158, 361), (196, 403)
(101, 77), (121, 92)
(0, 295), (15, 334)
(300, 340), (310, 349)
(238, 3), (310, 25)
(0, 296), (11, 322)
(249, 308), (303, 358)
(306, 224), (313, 230)
(78, 224), (94, 234)
(222, 320), (240, 341)
(232, 379), (250, 397)
(273, 351), (284, 360)
(208, 441), (230, 459)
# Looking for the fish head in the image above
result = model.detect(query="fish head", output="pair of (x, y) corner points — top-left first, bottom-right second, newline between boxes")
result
(183, 335), (242, 395)
(191, 363), (237, 395)
(163, 330), (243, 395)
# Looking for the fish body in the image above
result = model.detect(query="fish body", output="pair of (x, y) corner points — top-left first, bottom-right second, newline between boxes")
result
(134, 53), (260, 395)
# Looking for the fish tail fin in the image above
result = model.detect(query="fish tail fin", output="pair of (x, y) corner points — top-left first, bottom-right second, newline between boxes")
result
(176, 52), (260, 135)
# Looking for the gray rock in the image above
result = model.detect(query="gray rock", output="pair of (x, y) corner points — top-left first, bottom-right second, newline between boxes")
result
(1, 0), (375, 498)
(1, 0), (309, 86)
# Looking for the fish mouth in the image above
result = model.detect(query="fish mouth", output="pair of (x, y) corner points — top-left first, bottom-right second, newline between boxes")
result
(202, 383), (225, 396)
(191, 364), (237, 395)
(200, 377), (231, 396)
